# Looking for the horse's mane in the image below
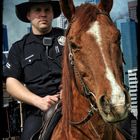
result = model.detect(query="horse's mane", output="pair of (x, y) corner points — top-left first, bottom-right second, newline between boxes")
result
(61, 40), (73, 135)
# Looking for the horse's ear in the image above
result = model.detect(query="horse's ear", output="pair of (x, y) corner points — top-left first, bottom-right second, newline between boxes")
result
(59, 0), (75, 21)
(98, 0), (113, 14)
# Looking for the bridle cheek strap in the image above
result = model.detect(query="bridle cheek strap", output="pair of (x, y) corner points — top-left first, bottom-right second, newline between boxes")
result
(67, 39), (98, 126)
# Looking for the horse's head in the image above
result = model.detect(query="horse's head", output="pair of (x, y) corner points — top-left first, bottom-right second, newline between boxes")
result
(60, 0), (130, 123)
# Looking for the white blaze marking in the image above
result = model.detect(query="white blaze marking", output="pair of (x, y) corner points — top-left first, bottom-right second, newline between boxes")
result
(87, 21), (125, 106)
(106, 67), (125, 105)
(87, 21), (102, 46)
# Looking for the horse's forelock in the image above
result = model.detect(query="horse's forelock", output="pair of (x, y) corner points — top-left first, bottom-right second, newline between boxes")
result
(74, 3), (99, 32)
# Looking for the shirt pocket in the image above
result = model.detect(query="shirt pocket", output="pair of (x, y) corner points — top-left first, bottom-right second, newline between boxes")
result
(21, 54), (42, 82)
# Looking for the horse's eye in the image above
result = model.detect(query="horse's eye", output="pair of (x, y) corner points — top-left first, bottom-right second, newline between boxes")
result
(70, 42), (80, 50)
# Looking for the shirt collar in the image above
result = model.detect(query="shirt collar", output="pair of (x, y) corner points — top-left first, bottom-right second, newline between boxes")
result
(25, 29), (54, 45)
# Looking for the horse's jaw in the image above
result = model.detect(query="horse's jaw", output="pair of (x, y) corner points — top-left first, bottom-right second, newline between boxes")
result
(96, 93), (131, 123)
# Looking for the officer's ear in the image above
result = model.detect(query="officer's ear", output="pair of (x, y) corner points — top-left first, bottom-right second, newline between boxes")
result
(26, 11), (31, 21)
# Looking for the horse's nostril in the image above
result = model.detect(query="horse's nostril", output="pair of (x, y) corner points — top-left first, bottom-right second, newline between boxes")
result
(104, 105), (110, 114)
(99, 96), (111, 114)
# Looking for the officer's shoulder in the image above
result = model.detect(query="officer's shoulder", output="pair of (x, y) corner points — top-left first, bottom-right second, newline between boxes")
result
(12, 33), (30, 47)
(53, 27), (65, 35)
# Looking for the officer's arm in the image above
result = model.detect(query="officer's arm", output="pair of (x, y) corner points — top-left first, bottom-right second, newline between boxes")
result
(6, 77), (60, 111)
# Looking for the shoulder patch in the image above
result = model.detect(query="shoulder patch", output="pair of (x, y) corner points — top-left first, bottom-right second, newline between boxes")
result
(57, 36), (66, 46)
(6, 62), (11, 69)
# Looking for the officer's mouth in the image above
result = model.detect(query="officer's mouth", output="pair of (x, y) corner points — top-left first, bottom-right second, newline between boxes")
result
(39, 20), (48, 23)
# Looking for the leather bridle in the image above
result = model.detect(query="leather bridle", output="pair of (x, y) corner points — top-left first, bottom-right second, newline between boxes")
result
(65, 10), (112, 126)
(67, 38), (98, 125)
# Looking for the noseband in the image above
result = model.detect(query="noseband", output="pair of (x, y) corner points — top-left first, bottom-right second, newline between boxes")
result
(65, 10), (112, 126)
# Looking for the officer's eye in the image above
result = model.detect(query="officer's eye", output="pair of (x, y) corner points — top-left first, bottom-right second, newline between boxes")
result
(34, 8), (41, 12)
(44, 8), (51, 12)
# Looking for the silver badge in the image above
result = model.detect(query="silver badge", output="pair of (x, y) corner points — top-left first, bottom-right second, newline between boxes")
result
(57, 36), (66, 46)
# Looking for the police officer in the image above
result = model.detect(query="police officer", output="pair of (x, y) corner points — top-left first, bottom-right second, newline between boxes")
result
(4, 0), (65, 139)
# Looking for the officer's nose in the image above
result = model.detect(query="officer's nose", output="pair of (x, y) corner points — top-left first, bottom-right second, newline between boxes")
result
(40, 10), (47, 16)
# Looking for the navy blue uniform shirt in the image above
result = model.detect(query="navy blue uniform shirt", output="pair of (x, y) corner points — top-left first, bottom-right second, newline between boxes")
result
(4, 27), (65, 97)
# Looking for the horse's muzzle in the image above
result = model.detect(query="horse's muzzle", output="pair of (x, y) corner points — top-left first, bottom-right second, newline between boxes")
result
(97, 91), (131, 123)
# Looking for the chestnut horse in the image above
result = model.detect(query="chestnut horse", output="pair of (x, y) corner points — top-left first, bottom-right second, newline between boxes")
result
(51, 0), (131, 139)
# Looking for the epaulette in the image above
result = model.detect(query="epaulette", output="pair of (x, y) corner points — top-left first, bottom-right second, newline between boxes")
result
(53, 27), (66, 37)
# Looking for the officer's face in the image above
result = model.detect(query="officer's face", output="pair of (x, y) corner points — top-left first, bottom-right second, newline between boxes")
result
(27, 3), (54, 34)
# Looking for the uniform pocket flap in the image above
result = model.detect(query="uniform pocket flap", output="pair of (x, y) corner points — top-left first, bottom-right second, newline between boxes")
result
(22, 54), (41, 67)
